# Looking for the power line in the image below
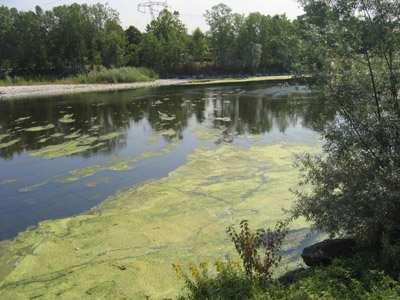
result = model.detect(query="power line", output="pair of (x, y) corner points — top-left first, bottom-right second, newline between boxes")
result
(137, 1), (168, 20)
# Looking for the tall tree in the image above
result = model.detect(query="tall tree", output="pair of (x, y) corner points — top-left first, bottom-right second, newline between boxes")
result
(294, 0), (400, 267)
(139, 10), (189, 75)
(188, 28), (210, 63)
(205, 4), (238, 70)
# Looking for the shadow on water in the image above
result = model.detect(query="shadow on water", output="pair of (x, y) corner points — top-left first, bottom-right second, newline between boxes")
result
(0, 82), (335, 239)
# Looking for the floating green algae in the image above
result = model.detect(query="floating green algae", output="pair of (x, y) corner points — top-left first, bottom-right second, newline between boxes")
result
(0, 179), (17, 185)
(58, 114), (75, 124)
(30, 131), (123, 160)
(56, 143), (177, 183)
(98, 132), (122, 142)
(159, 129), (177, 138)
(38, 137), (51, 144)
(18, 180), (50, 193)
(29, 136), (94, 159)
(158, 111), (176, 121)
(57, 165), (104, 183)
(0, 143), (319, 299)
(85, 178), (111, 188)
(15, 116), (31, 123)
(107, 161), (131, 171)
(65, 131), (81, 139)
(0, 139), (20, 150)
(192, 126), (223, 142)
(50, 133), (64, 138)
(24, 124), (55, 132)
(0, 134), (10, 142)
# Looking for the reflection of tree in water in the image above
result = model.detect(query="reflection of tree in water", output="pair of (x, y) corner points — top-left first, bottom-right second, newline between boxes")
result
(0, 85), (334, 159)
(206, 90), (335, 139)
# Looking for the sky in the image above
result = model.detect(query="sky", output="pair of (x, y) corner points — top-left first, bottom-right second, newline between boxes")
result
(1, 0), (304, 32)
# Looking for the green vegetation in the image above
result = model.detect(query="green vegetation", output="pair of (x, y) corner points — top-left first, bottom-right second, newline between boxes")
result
(178, 0), (400, 298)
(71, 67), (158, 84)
(0, 67), (158, 85)
(24, 124), (55, 132)
(1, 0), (399, 298)
(0, 2), (302, 82)
(177, 258), (400, 299)
(0, 143), (317, 299)
(0, 138), (20, 149)
(294, 0), (400, 257)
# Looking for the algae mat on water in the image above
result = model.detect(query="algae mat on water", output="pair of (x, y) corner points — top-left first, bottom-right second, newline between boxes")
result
(0, 143), (317, 299)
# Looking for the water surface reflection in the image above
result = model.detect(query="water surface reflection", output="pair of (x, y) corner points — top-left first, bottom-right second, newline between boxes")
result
(0, 83), (333, 239)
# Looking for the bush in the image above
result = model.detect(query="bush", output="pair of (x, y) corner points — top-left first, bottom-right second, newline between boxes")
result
(292, 0), (400, 262)
(74, 67), (158, 84)
(227, 220), (288, 280)
(175, 261), (257, 300)
(0, 67), (158, 86)
(177, 258), (400, 300)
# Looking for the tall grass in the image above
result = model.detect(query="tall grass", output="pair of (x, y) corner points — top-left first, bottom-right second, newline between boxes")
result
(0, 67), (158, 86)
(72, 67), (158, 84)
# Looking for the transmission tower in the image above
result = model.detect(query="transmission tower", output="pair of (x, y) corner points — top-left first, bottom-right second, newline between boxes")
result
(137, 1), (169, 20)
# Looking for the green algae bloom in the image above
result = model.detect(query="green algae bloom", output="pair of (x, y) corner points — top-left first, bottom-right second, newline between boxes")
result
(56, 143), (177, 183)
(107, 161), (131, 171)
(18, 180), (50, 193)
(29, 136), (94, 159)
(158, 111), (176, 121)
(0, 179), (17, 185)
(59, 114), (75, 124)
(98, 132), (122, 141)
(50, 133), (64, 138)
(0, 139), (20, 150)
(0, 143), (318, 299)
(15, 116), (31, 123)
(0, 134), (10, 142)
(192, 127), (223, 142)
(159, 129), (177, 138)
(24, 124), (55, 132)
(58, 165), (104, 183)
(65, 131), (82, 139)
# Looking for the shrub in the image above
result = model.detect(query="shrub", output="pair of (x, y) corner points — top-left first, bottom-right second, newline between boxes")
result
(175, 261), (257, 300)
(74, 67), (158, 84)
(227, 220), (288, 280)
(292, 0), (400, 260)
(177, 258), (400, 300)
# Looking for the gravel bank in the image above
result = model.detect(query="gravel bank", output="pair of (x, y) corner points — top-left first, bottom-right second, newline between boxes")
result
(0, 79), (188, 100)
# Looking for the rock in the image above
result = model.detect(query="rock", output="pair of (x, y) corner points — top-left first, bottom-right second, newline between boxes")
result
(278, 268), (308, 285)
(302, 238), (357, 267)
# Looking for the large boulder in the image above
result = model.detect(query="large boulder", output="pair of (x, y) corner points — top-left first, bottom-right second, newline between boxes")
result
(302, 239), (357, 267)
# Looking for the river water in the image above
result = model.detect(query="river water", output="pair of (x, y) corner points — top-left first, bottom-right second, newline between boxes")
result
(0, 83), (329, 240)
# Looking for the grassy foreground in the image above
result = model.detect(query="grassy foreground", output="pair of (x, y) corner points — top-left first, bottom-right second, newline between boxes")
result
(0, 143), (318, 299)
(177, 257), (400, 299)
(0, 67), (158, 86)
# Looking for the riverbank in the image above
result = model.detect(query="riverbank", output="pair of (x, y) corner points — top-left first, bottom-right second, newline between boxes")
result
(0, 79), (188, 100)
(0, 75), (295, 100)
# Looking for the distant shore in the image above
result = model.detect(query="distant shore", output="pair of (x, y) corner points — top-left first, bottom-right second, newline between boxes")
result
(0, 76), (295, 100)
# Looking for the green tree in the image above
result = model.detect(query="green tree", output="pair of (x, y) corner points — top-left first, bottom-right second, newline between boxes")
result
(188, 28), (209, 63)
(139, 10), (189, 75)
(0, 6), (18, 72)
(125, 26), (142, 66)
(205, 3), (238, 70)
(293, 0), (400, 260)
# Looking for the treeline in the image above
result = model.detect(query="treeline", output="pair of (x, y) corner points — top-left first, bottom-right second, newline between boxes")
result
(0, 3), (306, 78)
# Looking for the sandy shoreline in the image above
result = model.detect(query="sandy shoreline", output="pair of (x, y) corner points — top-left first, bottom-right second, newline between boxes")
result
(0, 75), (295, 100)
(0, 79), (188, 100)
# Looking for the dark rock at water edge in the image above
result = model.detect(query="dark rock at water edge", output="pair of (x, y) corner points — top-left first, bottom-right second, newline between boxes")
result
(302, 238), (357, 267)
